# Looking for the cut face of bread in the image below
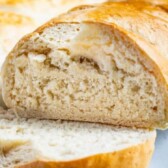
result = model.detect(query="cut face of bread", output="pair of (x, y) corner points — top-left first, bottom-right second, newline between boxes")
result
(0, 11), (35, 107)
(2, 20), (168, 128)
(0, 108), (156, 168)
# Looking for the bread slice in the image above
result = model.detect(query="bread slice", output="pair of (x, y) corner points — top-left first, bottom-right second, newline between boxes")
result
(0, 108), (156, 168)
(2, 3), (168, 129)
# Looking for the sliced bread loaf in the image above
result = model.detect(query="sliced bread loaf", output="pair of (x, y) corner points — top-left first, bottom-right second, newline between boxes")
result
(2, 2), (168, 129)
(0, 108), (156, 168)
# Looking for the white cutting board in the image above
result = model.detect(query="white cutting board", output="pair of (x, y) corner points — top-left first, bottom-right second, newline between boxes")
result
(150, 130), (168, 168)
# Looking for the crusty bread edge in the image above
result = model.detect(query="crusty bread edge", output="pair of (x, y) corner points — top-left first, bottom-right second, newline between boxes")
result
(16, 136), (155, 168)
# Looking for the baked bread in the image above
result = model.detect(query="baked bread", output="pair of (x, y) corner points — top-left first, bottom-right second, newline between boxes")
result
(0, 108), (156, 168)
(2, 2), (168, 129)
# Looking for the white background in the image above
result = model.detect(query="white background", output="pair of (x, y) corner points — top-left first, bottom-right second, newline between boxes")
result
(150, 130), (168, 168)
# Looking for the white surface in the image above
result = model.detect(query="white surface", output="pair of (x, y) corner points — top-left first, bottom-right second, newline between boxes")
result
(150, 130), (168, 168)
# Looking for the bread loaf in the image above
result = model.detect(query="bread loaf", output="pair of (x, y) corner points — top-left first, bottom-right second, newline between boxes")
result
(0, 108), (156, 168)
(2, 2), (168, 129)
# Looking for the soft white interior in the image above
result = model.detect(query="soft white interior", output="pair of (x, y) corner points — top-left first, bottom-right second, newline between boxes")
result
(0, 108), (155, 168)
(3, 23), (165, 127)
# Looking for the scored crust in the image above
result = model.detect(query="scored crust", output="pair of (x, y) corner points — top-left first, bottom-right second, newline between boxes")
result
(17, 138), (155, 168)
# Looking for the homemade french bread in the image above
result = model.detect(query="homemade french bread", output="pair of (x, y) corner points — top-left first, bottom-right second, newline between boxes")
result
(0, 107), (156, 168)
(2, 2), (168, 129)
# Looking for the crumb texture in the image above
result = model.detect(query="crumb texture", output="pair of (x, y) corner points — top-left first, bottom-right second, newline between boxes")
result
(2, 23), (166, 127)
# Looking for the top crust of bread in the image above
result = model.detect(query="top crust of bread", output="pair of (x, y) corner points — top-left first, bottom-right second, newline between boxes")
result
(125, 0), (168, 5)
(2, 2), (168, 128)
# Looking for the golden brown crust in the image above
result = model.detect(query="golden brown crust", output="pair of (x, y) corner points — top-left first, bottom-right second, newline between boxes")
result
(126, 0), (168, 5)
(17, 138), (155, 168)
(112, 1), (168, 21)
(159, 4), (168, 12)
(112, 0), (168, 14)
